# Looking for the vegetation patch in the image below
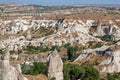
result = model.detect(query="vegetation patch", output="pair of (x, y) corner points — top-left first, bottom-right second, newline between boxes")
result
(21, 62), (46, 75)
(63, 64), (99, 80)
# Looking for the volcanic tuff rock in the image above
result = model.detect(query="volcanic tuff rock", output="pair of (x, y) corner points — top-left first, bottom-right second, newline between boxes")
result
(0, 19), (120, 52)
(0, 19), (102, 51)
(110, 25), (120, 41)
(75, 41), (120, 73)
(74, 46), (110, 62)
(0, 46), (27, 80)
(90, 20), (120, 41)
(47, 49), (63, 80)
(99, 50), (120, 73)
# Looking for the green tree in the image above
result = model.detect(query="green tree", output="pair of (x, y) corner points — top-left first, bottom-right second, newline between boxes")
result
(67, 46), (74, 60)
(83, 66), (99, 80)
(69, 64), (85, 80)
(63, 64), (99, 80)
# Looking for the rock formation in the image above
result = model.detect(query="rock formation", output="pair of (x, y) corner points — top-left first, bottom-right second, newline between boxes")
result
(96, 20), (104, 36)
(74, 46), (110, 62)
(110, 25), (120, 41)
(47, 49), (63, 80)
(24, 30), (31, 39)
(75, 41), (120, 73)
(0, 45), (27, 80)
(99, 50), (120, 73)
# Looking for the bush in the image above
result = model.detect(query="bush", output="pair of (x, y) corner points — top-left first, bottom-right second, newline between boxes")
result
(18, 49), (22, 54)
(96, 34), (112, 42)
(101, 35), (111, 41)
(45, 30), (54, 36)
(92, 42), (103, 49)
(83, 66), (99, 80)
(51, 45), (61, 52)
(107, 73), (120, 80)
(50, 77), (56, 80)
(62, 57), (68, 62)
(63, 64), (99, 80)
(10, 50), (16, 54)
(22, 62), (46, 75)
(63, 43), (71, 48)
(0, 49), (3, 54)
(26, 45), (50, 54)
(67, 46), (74, 60)
(67, 45), (79, 61)
(89, 41), (103, 49)
(21, 63), (31, 74)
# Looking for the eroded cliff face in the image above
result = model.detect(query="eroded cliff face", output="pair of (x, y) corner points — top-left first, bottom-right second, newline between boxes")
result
(0, 45), (27, 80)
(47, 49), (63, 80)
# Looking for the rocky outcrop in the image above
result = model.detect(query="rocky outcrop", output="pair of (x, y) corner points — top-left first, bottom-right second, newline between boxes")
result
(110, 25), (120, 41)
(24, 30), (31, 40)
(99, 50), (120, 73)
(0, 19), (119, 52)
(47, 49), (63, 80)
(96, 20), (105, 36)
(75, 41), (120, 73)
(0, 46), (27, 80)
(74, 46), (110, 62)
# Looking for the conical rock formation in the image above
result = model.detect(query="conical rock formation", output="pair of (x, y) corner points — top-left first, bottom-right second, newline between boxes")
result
(47, 49), (63, 80)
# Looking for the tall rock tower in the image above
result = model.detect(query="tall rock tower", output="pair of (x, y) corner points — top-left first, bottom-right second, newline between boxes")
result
(96, 20), (104, 36)
(47, 49), (63, 80)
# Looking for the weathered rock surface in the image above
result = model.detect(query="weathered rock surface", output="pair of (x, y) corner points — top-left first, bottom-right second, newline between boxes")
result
(47, 49), (63, 80)
(110, 25), (120, 41)
(0, 19), (102, 53)
(99, 50), (120, 73)
(75, 41), (120, 73)
(74, 46), (110, 62)
(0, 46), (27, 80)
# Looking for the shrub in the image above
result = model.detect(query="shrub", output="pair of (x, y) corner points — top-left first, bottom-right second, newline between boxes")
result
(63, 43), (71, 48)
(62, 57), (68, 62)
(67, 46), (74, 60)
(50, 77), (56, 80)
(0, 49), (3, 54)
(10, 50), (16, 55)
(89, 41), (103, 49)
(67, 45), (79, 61)
(63, 64), (99, 80)
(92, 42), (102, 49)
(101, 35), (111, 41)
(26, 45), (50, 54)
(96, 34), (112, 42)
(51, 45), (61, 52)
(107, 73), (120, 80)
(83, 66), (99, 80)
(21, 62), (46, 75)
(21, 62), (31, 74)
(18, 49), (22, 54)
(45, 30), (54, 36)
